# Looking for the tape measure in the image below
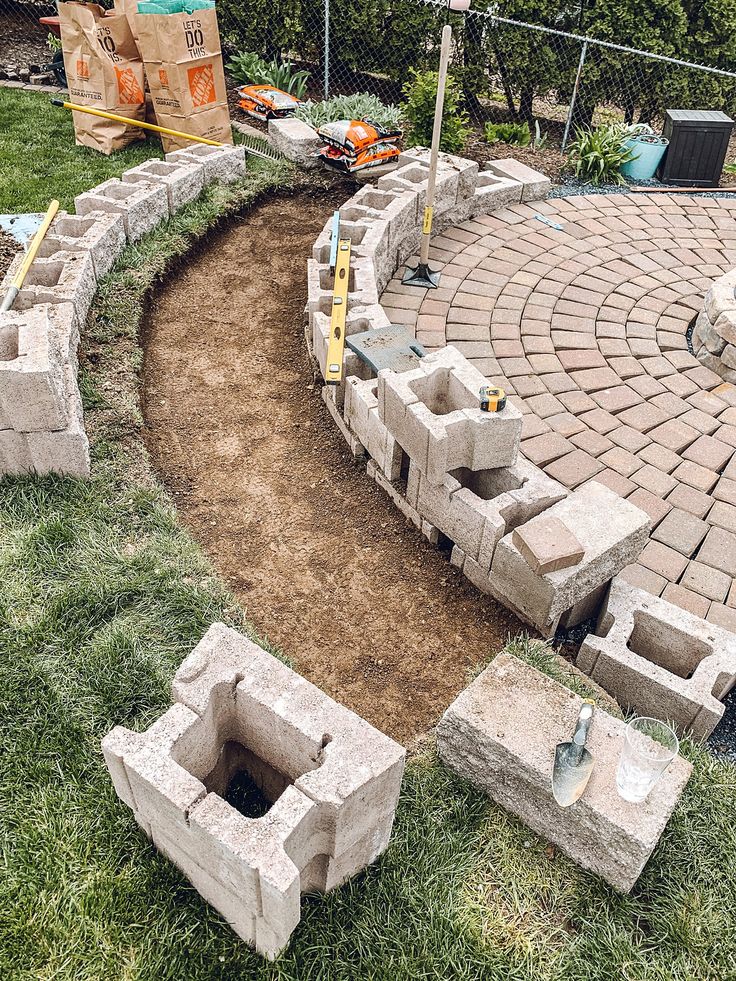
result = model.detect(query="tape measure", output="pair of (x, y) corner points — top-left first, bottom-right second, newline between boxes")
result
(479, 386), (506, 412)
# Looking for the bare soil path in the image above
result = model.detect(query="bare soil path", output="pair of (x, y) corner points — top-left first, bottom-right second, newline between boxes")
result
(142, 187), (519, 745)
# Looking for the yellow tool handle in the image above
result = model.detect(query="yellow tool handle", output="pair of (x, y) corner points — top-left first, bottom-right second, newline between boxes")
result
(50, 99), (224, 147)
(1, 199), (59, 313)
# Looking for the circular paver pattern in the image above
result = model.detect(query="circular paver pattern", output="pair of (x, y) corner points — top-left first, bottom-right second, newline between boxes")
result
(381, 192), (736, 631)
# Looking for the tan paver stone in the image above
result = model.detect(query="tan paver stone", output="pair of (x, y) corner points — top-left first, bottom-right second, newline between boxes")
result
(661, 582), (711, 618)
(713, 477), (736, 505)
(599, 447), (642, 478)
(618, 562), (667, 596)
(651, 508), (709, 556)
(648, 419), (700, 453)
(521, 432), (573, 467)
(672, 460), (720, 493)
(707, 603), (736, 633)
(631, 464), (678, 497)
(579, 408), (619, 434)
(708, 500), (736, 534)
(570, 367), (623, 392)
(588, 470), (637, 498)
(608, 426), (650, 454)
(681, 560), (731, 603)
(682, 435), (733, 472)
(512, 515), (584, 574)
(571, 430), (614, 457)
(698, 526), (736, 577)
(637, 442), (681, 473)
(545, 449), (603, 488)
(547, 412), (585, 437)
(666, 483), (713, 519)
(639, 540), (689, 580)
(591, 386), (643, 414)
(626, 488), (671, 527)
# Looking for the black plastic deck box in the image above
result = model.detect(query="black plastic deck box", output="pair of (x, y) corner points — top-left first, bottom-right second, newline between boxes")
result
(657, 110), (734, 187)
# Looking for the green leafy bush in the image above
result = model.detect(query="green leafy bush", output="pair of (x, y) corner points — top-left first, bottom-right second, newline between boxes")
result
(484, 121), (531, 146)
(567, 124), (636, 185)
(226, 50), (310, 99)
(294, 93), (401, 131)
(401, 67), (470, 153)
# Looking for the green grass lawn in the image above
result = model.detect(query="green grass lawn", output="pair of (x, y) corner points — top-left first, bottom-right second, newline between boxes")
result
(1, 87), (736, 981)
(0, 88), (164, 214)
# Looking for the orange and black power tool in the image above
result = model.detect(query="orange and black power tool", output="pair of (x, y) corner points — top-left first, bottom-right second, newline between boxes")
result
(479, 386), (507, 412)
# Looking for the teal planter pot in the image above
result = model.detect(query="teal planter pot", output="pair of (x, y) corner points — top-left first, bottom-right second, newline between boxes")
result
(620, 134), (669, 180)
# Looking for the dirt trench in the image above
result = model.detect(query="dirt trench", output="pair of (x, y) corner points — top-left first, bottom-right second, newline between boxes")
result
(141, 186), (520, 746)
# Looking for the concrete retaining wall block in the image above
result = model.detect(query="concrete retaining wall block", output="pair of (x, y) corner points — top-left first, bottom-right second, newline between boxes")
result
(437, 651), (692, 892)
(485, 158), (552, 202)
(578, 577), (736, 738)
(165, 144), (246, 185)
(311, 304), (390, 383)
(43, 210), (126, 279)
(2, 249), (96, 324)
(268, 117), (321, 168)
(102, 623), (405, 959)
(488, 481), (650, 637)
(306, 255), (380, 330)
(74, 178), (169, 243)
(0, 303), (77, 433)
(378, 346), (522, 485)
(122, 159), (205, 212)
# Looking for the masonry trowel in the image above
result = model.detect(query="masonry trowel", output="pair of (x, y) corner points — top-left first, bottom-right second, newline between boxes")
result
(552, 700), (595, 807)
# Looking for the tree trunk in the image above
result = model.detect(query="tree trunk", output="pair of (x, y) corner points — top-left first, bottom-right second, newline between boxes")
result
(519, 87), (534, 124)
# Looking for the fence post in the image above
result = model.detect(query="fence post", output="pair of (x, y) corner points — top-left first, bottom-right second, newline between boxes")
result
(324, 0), (330, 99)
(562, 40), (587, 151)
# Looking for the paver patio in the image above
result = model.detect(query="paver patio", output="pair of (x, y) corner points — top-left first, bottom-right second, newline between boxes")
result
(381, 193), (736, 632)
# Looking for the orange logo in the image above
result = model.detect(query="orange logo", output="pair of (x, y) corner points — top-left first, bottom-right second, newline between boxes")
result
(76, 59), (90, 79)
(158, 68), (169, 88)
(115, 66), (144, 106)
(187, 63), (215, 107)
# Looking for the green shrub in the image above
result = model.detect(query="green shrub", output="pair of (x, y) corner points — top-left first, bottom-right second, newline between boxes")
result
(294, 93), (401, 131)
(226, 50), (310, 99)
(484, 121), (531, 147)
(567, 124), (636, 185)
(401, 67), (470, 153)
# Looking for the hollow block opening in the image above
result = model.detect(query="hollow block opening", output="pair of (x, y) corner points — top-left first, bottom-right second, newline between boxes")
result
(450, 466), (525, 501)
(409, 367), (477, 417)
(54, 216), (96, 238)
(205, 740), (293, 818)
(627, 609), (712, 680)
(25, 261), (63, 288)
(102, 184), (138, 201)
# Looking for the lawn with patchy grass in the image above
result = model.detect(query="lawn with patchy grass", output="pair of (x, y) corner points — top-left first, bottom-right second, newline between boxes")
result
(1, 88), (736, 981)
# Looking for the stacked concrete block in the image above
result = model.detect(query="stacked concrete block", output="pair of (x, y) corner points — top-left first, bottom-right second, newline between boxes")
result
(122, 159), (205, 212)
(578, 577), (736, 739)
(437, 651), (693, 892)
(344, 375), (403, 480)
(692, 271), (736, 384)
(488, 482), (650, 637)
(485, 158), (552, 203)
(378, 346), (522, 485)
(0, 303), (88, 477)
(268, 117), (321, 168)
(306, 254), (380, 330)
(165, 144), (246, 185)
(38, 210), (125, 279)
(75, 178), (169, 243)
(1, 249), (96, 324)
(102, 623), (405, 959)
(416, 456), (568, 571)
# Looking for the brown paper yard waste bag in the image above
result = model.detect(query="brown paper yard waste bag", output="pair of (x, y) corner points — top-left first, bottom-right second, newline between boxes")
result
(58, 2), (146, 154)
(126, 3), (232, 151)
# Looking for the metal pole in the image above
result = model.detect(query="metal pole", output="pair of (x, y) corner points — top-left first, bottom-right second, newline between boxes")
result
(562, 40), (587, 151)
(403, 22), (452, 289)
(324, 0), (330, 100)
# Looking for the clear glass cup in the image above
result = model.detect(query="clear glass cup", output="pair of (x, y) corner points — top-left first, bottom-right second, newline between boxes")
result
(616, 717), (679, 803)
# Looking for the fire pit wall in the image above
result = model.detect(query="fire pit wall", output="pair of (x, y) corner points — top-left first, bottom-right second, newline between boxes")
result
(103, 623), (406, 960)
(0, 146), (246, 478)
(692, 271), (736, 384)
(309, 150), (736, 738)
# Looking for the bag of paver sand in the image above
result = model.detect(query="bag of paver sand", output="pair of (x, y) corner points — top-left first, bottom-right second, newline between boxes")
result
(119, 0), (232, 152)
(58, 2), (146, 154)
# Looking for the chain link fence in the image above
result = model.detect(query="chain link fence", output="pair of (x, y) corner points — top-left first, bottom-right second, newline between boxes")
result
(3, 0), (736, 152)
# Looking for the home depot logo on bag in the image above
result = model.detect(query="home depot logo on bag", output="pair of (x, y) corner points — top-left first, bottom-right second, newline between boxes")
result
(187, 63), (215, 108)
(158, 68), (169, 89)
(76, 58), (90, 79)
(115, 65), (144, 106)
